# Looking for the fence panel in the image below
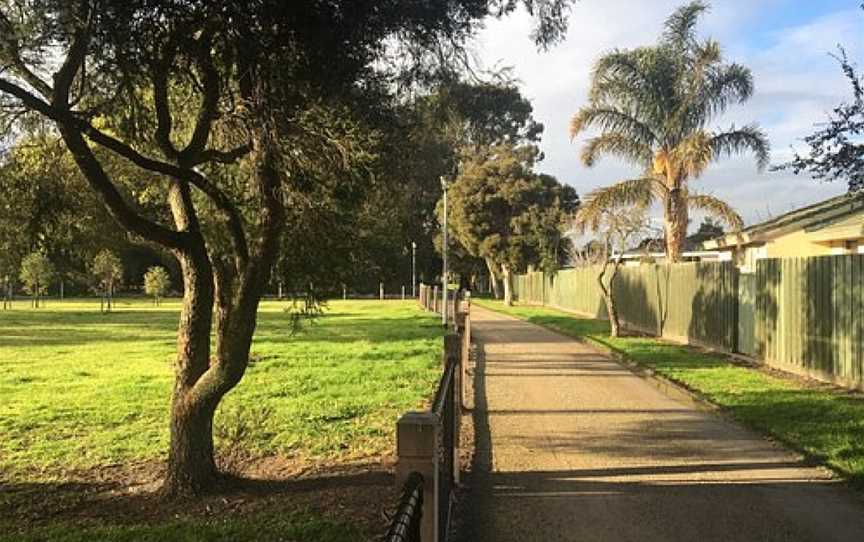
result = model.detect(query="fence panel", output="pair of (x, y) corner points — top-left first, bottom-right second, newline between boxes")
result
(513, 256), (864, 390)
(737, 273), (757, 356)
(755, 255), (864, 388)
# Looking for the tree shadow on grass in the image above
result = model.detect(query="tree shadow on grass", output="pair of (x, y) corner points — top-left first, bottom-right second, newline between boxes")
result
(0, 461), (393, 541)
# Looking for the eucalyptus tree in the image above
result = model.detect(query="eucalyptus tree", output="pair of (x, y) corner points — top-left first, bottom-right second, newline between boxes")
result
(569, 1), (769, 262)
(0, 0), (575, 496)
(445, 143), (578, 305)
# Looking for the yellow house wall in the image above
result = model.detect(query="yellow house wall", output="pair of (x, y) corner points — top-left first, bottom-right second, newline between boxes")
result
(764, 229), (837, 258)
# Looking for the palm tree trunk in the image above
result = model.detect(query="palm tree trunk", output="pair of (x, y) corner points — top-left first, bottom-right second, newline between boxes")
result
(664, 188), (688, 263)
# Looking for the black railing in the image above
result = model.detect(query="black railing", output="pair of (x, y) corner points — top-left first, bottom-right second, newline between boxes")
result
(387, 287), (468, 542)
(383, 472), (425, 542)
(432, 358), (457, 542)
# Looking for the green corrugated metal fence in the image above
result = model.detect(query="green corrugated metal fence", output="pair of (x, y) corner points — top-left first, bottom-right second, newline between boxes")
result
(513, 262), (737, 351)
(511, 255), (864, 389)
(755, 255), (864, 387)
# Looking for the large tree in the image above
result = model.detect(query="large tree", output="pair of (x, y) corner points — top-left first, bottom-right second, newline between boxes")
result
(445, 143), (578, 305)
(569, 1), (769, 262)
(0, 0), (574, 495)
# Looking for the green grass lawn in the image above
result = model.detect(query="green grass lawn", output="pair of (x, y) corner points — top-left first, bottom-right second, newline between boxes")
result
(475, 298), (864, 487)
(0, 298), (442, 541)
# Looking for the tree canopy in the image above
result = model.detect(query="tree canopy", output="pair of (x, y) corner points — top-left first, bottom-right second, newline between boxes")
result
(444, 143), (578, 304)
(0, 0), (577, 496)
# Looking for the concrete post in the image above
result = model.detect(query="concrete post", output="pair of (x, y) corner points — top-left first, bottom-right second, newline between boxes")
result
(402, 285), (406, 300)
(462, 311), (471, 410)
(444, 332), (462, 485)
(396, 412), (439, 542)
(380, 282), (384, 300)
(343, 285), (347, 300)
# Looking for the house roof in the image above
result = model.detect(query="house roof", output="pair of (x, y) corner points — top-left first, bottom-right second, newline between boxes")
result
(703, 192), (864, 250)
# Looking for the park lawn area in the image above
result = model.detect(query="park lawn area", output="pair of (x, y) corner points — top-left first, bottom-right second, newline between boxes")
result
(0, 298), (442, 541)
(475, 298), (864, 487)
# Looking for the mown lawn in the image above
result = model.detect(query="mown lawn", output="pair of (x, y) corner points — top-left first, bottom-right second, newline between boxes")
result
(0, 298), (442, 541)
(475, 298), (864, 487)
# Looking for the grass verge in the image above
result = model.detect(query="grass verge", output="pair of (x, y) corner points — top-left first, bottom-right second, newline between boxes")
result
(474, 298), (864, 487)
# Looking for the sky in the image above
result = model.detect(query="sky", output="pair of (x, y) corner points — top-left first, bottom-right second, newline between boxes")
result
(475, 0), (863, 227)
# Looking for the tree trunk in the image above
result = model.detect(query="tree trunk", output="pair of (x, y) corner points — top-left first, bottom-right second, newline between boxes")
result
(501, 263), (513, 306)
(163, 240), (218, 497)
(597, 264), (621, 338)
(664, 187), (688, 263)
(485, 258), (501, 299)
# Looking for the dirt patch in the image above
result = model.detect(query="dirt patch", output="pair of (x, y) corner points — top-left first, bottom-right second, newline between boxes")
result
(1, 455), (396, 539)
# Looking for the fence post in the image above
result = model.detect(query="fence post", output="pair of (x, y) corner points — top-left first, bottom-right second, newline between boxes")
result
(380, 282), (384, 300)
(444, 332), (462, 485)
(402, 285), (406, 300)
(459, 298), (471, 410)
(432, 286), (438, 313)
(396, 412), (439, 542)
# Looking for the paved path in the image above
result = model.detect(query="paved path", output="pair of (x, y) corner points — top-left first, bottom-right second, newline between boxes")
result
(456, 306), (864, 542)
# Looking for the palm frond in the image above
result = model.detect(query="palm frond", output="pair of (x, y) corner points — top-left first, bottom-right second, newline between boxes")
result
(710, 124), (770, 171)
(581, 133), (654, 168)
(574, 177), (658, 232)
(688, 193), (743, 232)
(570, 106), (658, 147)
(663, 1), (709, 49)
(701, 63), (753, 115)
(590, 49), (660, 103)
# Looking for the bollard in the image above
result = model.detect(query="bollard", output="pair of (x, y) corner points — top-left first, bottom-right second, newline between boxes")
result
(396, 412), (439, 542)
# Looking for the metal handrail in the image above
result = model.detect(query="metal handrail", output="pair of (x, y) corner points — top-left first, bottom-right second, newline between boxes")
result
(431, 358), (456, 416)
(383, 472), (425, 542)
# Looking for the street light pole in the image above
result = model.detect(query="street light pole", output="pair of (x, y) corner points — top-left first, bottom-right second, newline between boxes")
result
(440, 175), (449, 327)
(411, 241), (417, 298)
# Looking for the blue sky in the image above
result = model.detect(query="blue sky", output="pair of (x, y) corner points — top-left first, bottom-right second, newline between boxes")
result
(476, 0), (863, 226)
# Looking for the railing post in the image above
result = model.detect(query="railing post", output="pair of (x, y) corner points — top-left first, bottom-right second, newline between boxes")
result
(457, 307), (470, 411)
(396, 412), (439, 542)
(444, 333), (462, 485)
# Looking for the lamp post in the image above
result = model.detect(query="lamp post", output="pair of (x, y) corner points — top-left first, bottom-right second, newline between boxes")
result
(440, 174), (449, 327)
(411, 241), (417, 298)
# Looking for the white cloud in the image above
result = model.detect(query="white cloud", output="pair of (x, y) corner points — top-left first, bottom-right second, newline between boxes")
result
(474, 1), (862, 226)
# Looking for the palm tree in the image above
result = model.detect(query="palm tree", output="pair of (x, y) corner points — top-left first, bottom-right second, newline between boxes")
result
(570, 1), (769, 262)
